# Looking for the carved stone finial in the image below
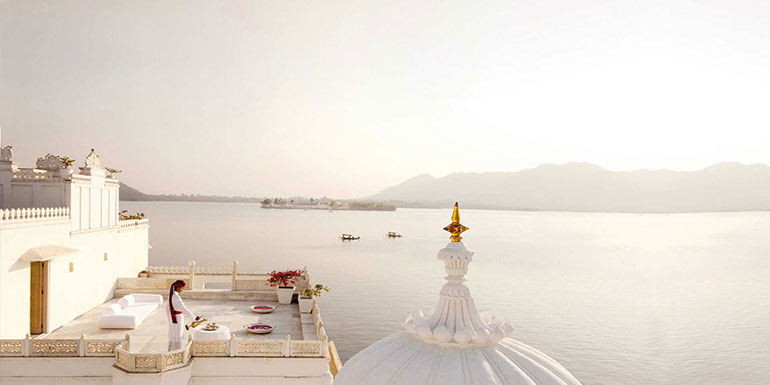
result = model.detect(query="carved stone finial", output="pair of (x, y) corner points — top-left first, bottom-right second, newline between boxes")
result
(0, 146), (13, 162)
(84, 149), (100, 169)
(36, 154), (65, 170)
(443, 202), (469, 242)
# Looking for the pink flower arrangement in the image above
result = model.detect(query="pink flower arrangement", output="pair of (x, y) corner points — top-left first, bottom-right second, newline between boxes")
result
(247, 324), (273, 330)
(268, 269), (304, 287)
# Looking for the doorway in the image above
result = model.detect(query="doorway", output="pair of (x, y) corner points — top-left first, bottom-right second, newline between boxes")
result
(30, 261), (48, 334)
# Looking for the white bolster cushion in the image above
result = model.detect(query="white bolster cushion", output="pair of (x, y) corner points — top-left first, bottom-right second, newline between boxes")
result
(117, 295), (135, 309)
(103, 304), (122, 315)
(98, 315), (138, 329)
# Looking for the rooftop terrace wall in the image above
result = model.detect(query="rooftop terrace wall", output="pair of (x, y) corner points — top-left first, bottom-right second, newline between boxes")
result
(0, 217), (149, 339)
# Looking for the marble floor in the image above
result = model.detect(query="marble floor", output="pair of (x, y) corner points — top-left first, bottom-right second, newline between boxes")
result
(43, 297), (305, 353)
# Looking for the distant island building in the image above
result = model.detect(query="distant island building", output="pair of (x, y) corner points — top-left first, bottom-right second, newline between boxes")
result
(262, 198), (396, 211)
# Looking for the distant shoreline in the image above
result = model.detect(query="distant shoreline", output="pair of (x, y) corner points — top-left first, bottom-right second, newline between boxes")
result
(119, 180), (770, 214)
(261, 203), (396, 212)
(119, 198), (769, 214)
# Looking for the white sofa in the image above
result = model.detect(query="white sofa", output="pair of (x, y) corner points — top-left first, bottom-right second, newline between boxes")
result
(98, 294), (163, 329)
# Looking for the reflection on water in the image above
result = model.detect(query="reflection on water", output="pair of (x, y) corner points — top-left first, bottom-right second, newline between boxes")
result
(123, 201), (770, 385)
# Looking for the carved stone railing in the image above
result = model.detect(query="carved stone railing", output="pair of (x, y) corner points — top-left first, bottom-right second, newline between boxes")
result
(111, 335), (325, 374)
(117, 277), (179, 290)
(328, 341), (342, 377)
(0, 207), (70, 223)
(119, 218), (149, 230)
(114, 339), (192, 373)
(11, 168), (62, 182)
(192, 335), (325, 358)
(147, 262), (288, 292)
(131, 262), (311, 295)
(0, 335), (125, 357)
(148, 262), (265, 276)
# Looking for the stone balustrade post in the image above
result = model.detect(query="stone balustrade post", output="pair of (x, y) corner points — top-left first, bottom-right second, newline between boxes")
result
(283, 335), (291, 357)
(231, 260), (238, 290)
(320, 333), (329, 358)
(229, 334), (236, 357)
(78, 334), (86, 357)
(23, 334), (31, 357)
(189, 261), (196, 289)
(158, 352), (166, 371)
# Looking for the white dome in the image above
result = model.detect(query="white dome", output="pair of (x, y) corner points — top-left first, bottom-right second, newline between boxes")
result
(334, 331), (581, 385)
(335, 204), (583, 385)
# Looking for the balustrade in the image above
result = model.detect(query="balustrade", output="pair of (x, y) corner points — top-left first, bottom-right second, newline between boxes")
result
(0, 207), (70, 222)
(11, 168), (60, 181)
(0, 335), (124, 357)
(118, 218), (149, 229)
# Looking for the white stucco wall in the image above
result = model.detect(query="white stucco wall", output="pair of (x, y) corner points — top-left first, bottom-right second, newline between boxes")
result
(1, 357), (331, 385)
(0, 219), (70, 338)
(0, 221), (149, 338)
(69, 177), (119, 232)
(0, 180), (67, 210)
(0, 357), (114, 384)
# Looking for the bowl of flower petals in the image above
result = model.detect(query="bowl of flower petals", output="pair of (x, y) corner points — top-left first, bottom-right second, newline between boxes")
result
(244, 323), (274, 334)
(250, 305), (276, 314)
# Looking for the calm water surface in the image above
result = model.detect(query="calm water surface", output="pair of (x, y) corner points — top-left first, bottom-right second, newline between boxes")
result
(123, 201), (770, 385)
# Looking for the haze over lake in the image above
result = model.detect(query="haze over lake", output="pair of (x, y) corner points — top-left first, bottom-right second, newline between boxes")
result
(123, 201), (770, 385)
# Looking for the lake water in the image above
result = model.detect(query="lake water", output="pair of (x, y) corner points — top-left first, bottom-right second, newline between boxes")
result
(122, 201), (770, 385)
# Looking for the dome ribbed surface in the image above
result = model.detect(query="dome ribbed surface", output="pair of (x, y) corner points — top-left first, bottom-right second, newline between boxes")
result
(334, 332), (582, 385)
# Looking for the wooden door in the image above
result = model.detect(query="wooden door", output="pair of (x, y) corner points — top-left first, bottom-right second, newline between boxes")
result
(30, 261), (48, 334)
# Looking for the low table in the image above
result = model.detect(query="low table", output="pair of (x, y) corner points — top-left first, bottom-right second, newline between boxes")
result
(191, 324), (231, 340)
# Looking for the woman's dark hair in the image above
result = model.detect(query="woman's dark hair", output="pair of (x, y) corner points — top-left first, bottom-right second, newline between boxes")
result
(169, 280), (186, 323)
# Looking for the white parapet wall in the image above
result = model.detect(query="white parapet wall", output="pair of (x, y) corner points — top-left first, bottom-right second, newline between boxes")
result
(0, 357), (115, 384)
(0, 218), (149, 338)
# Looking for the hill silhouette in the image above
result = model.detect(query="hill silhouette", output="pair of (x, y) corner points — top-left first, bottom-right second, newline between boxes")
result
(367, 162), (770, 213)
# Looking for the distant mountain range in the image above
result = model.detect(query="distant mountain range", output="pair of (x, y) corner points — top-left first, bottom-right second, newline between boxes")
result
(120, 183), (263, 203)
(367, 162), (770, 213)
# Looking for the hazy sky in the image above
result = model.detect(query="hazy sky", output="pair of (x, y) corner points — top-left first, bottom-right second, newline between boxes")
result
(1, 0), (769, 198)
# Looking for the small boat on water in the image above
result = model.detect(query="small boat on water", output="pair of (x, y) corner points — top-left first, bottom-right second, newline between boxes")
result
(387, 232), (403, 238)
(341, 233), (360, 240)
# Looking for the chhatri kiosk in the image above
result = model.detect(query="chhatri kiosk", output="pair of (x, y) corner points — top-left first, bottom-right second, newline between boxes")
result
(335, 204), (583, 385)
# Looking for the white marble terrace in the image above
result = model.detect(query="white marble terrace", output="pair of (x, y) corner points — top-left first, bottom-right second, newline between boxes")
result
(0, 263), (339, 379)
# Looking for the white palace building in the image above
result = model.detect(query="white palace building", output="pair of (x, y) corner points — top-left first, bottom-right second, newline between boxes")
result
(0, 141), (339, 385)
(0, 133), (581, 385)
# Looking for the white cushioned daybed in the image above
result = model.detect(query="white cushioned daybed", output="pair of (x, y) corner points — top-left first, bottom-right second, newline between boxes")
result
(98, 294), (163, 329)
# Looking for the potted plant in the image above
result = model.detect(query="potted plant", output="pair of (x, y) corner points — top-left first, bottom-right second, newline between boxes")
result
(299, 284), (330, 313)
(105, 167), (122, 178)
(268, 269), (303, 305)
(57, 156), (75, 179)
(119, 210), (145, 222)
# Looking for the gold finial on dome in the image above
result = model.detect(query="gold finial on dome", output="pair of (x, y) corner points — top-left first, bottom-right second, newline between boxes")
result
(443, 202), (469, 242)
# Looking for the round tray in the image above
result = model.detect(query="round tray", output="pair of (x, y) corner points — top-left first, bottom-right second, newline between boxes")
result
(250, 305), (276, 314)
(244, 323), (274, 334)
